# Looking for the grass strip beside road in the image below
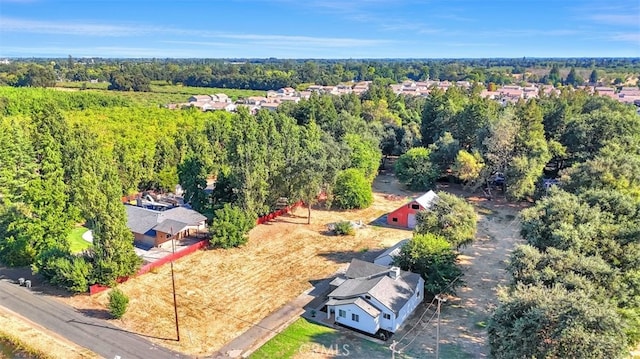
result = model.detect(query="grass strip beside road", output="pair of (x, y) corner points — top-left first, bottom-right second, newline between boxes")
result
(249, 318), (336, 358)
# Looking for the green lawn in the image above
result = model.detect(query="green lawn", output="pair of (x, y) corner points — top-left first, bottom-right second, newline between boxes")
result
(68, 227), (92, 253)
(250, 318), (392, 359)
(250, 318), (336, 359)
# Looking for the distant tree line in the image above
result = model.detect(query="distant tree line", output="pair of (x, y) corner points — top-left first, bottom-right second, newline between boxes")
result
(1, 57), (639, 90)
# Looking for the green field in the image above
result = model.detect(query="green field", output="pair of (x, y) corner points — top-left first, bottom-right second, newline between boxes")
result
(67, 227), (92, 253)
(55, 81), (266, 107)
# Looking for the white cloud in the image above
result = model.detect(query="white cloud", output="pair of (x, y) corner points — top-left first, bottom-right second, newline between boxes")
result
(0, 16), (390, 49)
(0, 17), (158, 36)
(590, 14), (640, 26)
(609, 32), (640, 43)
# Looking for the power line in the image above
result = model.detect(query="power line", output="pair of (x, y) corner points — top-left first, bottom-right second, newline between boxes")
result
(398, 309), (438, 352)
(395, 297), (436, 344)
(392, 273), (464, 356)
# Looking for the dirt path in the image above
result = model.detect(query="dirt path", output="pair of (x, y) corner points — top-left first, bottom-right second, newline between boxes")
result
(393, 193), (526, 358)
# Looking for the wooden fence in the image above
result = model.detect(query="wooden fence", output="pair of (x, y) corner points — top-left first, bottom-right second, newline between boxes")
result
(89, 239), (208, 295)
(256, 201), (304, 225)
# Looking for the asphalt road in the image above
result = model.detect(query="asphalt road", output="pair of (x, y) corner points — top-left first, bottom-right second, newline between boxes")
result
(0, 278), (186, 359)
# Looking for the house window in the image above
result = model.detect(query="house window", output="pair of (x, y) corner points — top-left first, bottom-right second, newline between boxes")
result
(411, 204), (420, 210)
(383, 313), (391, 320)
(338, 309), (346, 318)
(392, 217), (398, 222)
(352, 314), (359, 322)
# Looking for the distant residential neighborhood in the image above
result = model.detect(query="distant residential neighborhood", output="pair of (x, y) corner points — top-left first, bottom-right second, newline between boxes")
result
(167, 80), (640, 114)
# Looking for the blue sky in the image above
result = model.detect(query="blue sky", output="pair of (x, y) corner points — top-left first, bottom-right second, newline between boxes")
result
(0, 0), (638, 58)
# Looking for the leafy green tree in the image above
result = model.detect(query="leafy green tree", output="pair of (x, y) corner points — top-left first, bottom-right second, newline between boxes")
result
(209, 204), (256, 249)
(178, 156), (210, 214)
(428, 132), (460, 173)
(565, 67), (584, 86)
(589, 69), (599, 84)
(333, 169), (373, 210)
(227, 108), (270, 215)
(394, 233), (463, 295)
(108, 288), (130, 319)
(344, 133), (381, 182)
(488, 284), (628, 359)
(16, 64), (56, 88)
(505, 100), (550, 200)
(481, 111), (518, 178)
(415, 192), (476, 248)
(394, 147), (438, 191)
(452, 150), (484, 188)
(91, 163), (141, 286)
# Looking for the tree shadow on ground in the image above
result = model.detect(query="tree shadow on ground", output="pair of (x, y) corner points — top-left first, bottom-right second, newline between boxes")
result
(67, 318), (177, 341)
(77, 308), (111, 320)
(317, 249), (381, 265)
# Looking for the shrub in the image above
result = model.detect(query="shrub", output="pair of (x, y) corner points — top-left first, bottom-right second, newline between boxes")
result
(32, 248), (92, 293)
(108, 288), (129, 319)
(333, 221), (355, 236)
(209, 204), (256, 249)
(333, 169), (373, 210)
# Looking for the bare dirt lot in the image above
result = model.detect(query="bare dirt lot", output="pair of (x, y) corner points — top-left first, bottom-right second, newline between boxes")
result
(60, 174), (418, 356)
(389, 190), (527, 358)
(59, 173), (528, 358)
(286, 185), (527, 359)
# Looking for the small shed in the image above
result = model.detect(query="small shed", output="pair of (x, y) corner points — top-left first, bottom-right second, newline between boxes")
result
(386, 191), (439, 229)
(374, 239), (409, 266)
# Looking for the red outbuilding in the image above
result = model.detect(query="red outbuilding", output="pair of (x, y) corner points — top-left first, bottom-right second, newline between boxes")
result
(387, 191), (439, 229)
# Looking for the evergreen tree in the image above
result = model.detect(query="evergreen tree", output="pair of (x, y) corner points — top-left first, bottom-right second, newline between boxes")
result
(91, 162), (141, 285)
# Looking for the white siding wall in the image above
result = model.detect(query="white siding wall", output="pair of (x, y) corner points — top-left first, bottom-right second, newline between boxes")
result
(333, 303), (380, 334)
(364, 296), (395, 332)
(394, 277), (425, 332)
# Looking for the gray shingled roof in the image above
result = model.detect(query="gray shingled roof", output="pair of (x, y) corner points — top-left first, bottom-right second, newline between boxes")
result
(326, 297), (381, 317)
(369, 272), (422, 314)
(345, 258), (391, 279)
(328, 258), (422, 315)
(328, 277), (381, 298)
(125, 205), (206, 236)
(162, 207), (207, 225)
(153, 219), (189, 234)
(125, 206), (161, 235)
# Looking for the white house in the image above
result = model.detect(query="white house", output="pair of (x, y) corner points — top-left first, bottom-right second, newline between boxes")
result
(325, 259), (424, 338)
(373, 239), (409, 266)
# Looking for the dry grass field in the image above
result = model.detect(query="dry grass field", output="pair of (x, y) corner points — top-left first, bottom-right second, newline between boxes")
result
(0, 307), (98, 359)
(61, 174), (418, 356)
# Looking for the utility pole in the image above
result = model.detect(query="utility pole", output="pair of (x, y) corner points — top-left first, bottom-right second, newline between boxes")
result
(435, 294), (447, 359)
(170, 229), (180, 341)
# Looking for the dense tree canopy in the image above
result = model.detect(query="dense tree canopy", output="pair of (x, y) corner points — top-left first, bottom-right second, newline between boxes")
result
(414, 192), (477, 249)
(394, 233), (463, 296)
